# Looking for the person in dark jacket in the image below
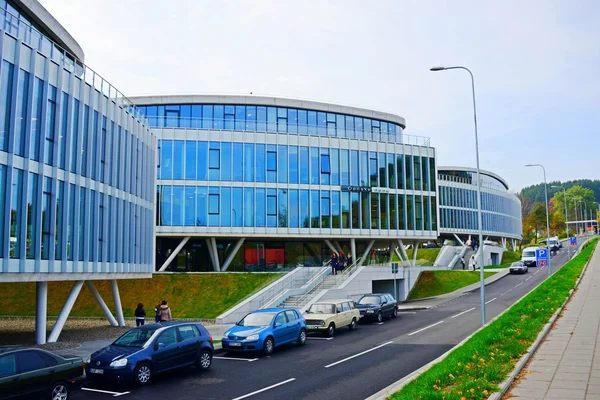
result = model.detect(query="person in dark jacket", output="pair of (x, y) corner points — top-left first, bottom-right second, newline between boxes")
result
(135, 303), (146, 326)
(331, 253), (338, 275)
(338, 252), (346, 272)
(347, 253), (353, 267)
(155, 301), (162, 323)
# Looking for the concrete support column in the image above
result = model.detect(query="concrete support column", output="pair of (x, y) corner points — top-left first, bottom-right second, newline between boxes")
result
(47, 281), (84, 343)
(397, 239), (410, 265)
(85, 281), (118, 326)
(221, 238), (245, 272)
(35, 282), (48, 345)
(412, 242), (419, 265)
(206, 238), (220, 272)
(512, 239), (517, 251)
(158, 237), (190, 272)
(388, 241), (395, 264)
(324, 240), (338, 255)
(350, 239), (357, 264)
(358, 240), (375, 266)
(210, 238), (221, 271)
(453, 234), (465, 246)
(111, 280), (125, 327)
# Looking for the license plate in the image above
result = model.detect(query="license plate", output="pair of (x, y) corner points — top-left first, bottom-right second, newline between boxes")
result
(90, 368), (104, 374)
(229, 342), (242, 347)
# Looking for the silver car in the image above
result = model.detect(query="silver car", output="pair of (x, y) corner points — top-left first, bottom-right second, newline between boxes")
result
(509, 261), (528, 275)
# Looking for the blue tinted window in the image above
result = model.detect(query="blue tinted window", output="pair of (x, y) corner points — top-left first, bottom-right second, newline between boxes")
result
(172, 186), (184, 226)
(310, 147), (319, 185)
(235, 106), (245, 130)
(173, 141), (184, 180)
(233, 143), (243, 182)
(190, 105), (202, 128)
(196, 187), (207, 226)
(232, 188), (243, 227)
(300, 190), (309, 228)
(267, 107), (277, 132)
(209, 144), (220, 181)
(267, 189), (277, 227)
(330, 149), (339, 185)
(197, 141), (208, 180)
(277, 107), (287, 133)
(180, 105), (191, 128)
(14, 69), (29, 156)
(220, 187), (231, 227)
(311, 190), (319, 228)
(244, 188), (254, 227)
(355, 117), (364, 140)
(321, 149), (330, 185)
(327, 113), (336, 136)
(364, 119), (372, 140)
(208, 188), (219, 226)
(66, 183), (75, 260)
(307, 111), (317, 134)
(287, 109), (298, 133)
(256, 106), (266, 132)
(351, 150), (359, 186)
(44, 85), (57, 166)
(30, 78), (43, 161)
(321, 190), (330, 228)
(245, 106), (256, 131)
(255, 144), (265, 182)
(244, 144), (254, 182)
(185, 141), (197, 180)
(0, 61), (15, 151)
(379, 153), (387, 187)
(369, 152), (377, 187)
(342, 191), (350, 229)
(69, 99), (80, 173)
(55, 180), (64, 260)
(25, 172), (38, 259)
(388, 154), (396, 189)
(161, 140), (173, 180)
(299, 146), (309, 184)
(341, 149), (349, 185)
(277, 145), (287, 183)
(221, 142), (231, 181)
(336, 115), (345, 138)
(267, 145), (277, 183)
(289, 189), (299, 228)
(297, 110), (308, 134)
(288, 146), (298, 184)
(278, 189), (287, 227)
(317, 112), (326, 136)
(202, 105), (213, 129)
(213, 105), (223, 129)
(0, 165), (5, 256)
(184, 187), (196, 226)
(224, 105), (235, 130)
(255, 188), (265, 227)
(57, 92), (68, 169)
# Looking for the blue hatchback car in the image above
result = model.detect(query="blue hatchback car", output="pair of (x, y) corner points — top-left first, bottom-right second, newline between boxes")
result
(222, 308), (307, 355)
(86, 322), (213, 385)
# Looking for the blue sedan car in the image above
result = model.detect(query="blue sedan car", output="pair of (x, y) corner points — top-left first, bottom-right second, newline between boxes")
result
(222, 308), (307, 355)
(86, 322), (213, 385)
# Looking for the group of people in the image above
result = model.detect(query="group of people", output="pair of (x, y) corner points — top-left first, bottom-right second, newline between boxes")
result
(134, 300), (172, 326)
(460, 255), (478, 271)
(331, 252), (352, 275)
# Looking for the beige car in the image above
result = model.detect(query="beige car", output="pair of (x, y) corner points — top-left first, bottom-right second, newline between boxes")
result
(304, 299), (361, 337)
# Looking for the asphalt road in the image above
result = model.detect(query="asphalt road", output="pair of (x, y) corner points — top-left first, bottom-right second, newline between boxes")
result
(73, 241), (586, 400)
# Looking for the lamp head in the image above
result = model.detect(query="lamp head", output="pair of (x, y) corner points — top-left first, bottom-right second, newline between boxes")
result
(430, 66), (446, 71)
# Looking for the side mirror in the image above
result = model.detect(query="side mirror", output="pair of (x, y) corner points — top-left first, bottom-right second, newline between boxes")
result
(381, 301), (387, 305)
(274, 323), (280, 329)
(155, 342), (166, 350)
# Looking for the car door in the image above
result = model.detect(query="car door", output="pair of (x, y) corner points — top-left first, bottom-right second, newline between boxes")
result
(177, 324), (200, 365)
(341, 302), (352, 325)
(152, 327), (181, 372)
(284, 310), (301, 341)
(14, 350), (53, 398)
(385, 294), (396, 316)
(0, 353), (20, 399)
(272, 312), (289, 344)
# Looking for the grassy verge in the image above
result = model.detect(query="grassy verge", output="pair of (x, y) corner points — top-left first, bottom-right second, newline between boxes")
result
(0, 273), (283, 319)
(501, 250), (521, 263)
(407, 271), (496, 301)
(393, 238), (598, 400)
(392, 248), (441, 266)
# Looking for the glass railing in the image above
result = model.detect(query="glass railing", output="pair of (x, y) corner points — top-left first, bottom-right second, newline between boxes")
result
(148, 117), (431, 147)
(438, 174), (511, 192)
(0, 6), (147, 125)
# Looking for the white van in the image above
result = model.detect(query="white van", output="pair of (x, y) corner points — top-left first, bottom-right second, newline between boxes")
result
(521, 246), (538, 267)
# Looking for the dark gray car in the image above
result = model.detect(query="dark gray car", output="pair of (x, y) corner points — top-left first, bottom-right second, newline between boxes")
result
(356, 293), (398, 322)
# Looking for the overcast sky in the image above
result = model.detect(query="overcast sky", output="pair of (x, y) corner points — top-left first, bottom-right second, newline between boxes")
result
(40, 0), (600, 191)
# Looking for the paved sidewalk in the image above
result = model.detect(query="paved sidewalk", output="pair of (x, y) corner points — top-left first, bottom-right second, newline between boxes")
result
(506, 245), (600, 400)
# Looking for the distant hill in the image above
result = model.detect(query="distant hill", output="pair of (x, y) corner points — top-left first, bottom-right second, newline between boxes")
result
(519, 179), (600, 216)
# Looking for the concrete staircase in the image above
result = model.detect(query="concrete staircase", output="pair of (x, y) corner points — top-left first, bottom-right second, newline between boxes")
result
(454, 248), (474, 270)
(281, 273), (340, 309)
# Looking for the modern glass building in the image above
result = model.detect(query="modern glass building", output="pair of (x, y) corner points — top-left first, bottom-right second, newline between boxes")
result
(131, 95), (438, 273)
(0, 0), (156, 343)
(438, 166), (522, 247)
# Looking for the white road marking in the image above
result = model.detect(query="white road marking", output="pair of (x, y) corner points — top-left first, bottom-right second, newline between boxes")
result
(82, 388), (130, 397)
(214, 356), (259, 362)
(374, 322), (385, 325)
(451, 307), (476, 319)
(232, 378), (296, 400)
(515, 282), (523, 288)
(408, 321), (445, 336)
(485, 297), (497, 305)
(307, 337), (334, 340)
(500, 289), (512, 296)
(398, 311), (417, 314)
(534, 270), (540, 275)
(324, 341), (394, 368)
(525, 276), (533, 282)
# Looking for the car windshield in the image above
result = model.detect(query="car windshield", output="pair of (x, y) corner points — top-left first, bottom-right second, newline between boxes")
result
(511, 262), (524, 267)
(113, 328), (157, 348)
(307, 304), (335, 314)
(358, 296), (381, 305)
(522, 251), (535, 257)
(238, 312), (276, 327)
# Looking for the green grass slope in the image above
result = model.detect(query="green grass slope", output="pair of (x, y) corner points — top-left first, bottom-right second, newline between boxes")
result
(407, 271), (496, 301)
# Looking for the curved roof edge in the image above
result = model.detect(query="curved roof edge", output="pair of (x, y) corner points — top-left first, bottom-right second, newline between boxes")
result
(438, 165), (510, 190)
(129, 94), (407, 128)
(14, 0), (85, 62)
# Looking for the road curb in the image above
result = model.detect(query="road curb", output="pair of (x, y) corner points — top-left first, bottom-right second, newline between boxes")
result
(487, 242), (596, 400)
(365, 247), (588, 400)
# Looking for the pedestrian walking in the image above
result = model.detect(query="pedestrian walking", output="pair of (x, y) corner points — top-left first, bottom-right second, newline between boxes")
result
(154, 301), (162, 323)
(331, 252), (338, 275)
(470, 255), (477, 271)
(471, 240), (476, 252)
(339, 252), (346, 272)
(347, 253), (353, 267)
(159, 300), (172, 322)
(460, 256), (466, 270)
(135, 303), (146, 326)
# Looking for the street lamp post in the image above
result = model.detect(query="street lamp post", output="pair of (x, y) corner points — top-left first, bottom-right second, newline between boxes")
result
(525, 164), (551, 278)
(430, 65), (486, 326)
(551, 185), (570, 259)
(594, 202), (600, 235)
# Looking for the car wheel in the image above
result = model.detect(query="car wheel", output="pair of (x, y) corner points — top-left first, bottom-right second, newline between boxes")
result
(263, 337), (275, 355)
(349, 318), (357, 331)
(391, 307), (398, 319)
(134, 362), (152, 385)
(197, 349), (212, 370)
(376, 312), (383, 323)
(50, 382), (69, 400)
(327, 323), (336, 337)
(297, 329), (307, 345)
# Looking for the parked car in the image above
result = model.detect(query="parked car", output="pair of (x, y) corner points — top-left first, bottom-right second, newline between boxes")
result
(509, 261), (529, 275)
(0, 347), (85, 400)
(521, 246), (539, 267)
(86, 322), (213, 385)
(222, 308), (307, 355)
(304, 299), (361, 337)
(356, 293), (398, 322)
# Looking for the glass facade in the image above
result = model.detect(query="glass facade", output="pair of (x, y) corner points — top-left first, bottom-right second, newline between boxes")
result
(438, 171), (522, 239)
(0, 20), (155, 275)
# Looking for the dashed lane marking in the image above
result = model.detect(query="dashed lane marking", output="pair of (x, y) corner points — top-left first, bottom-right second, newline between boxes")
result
(408, 321), (444, 336)
(500, 289), (512, 296)
(213, 356), (259, 362)
(232, 378), (296, 400)
(485, 297), (497, 305)
(525, 276), (533, 282)
(450, 307), (476, 319)
(515, 282), (524, 288)
(307, 337), (334, 340)
(324, 341), (394, 368)
(81, 388), (130, 397)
